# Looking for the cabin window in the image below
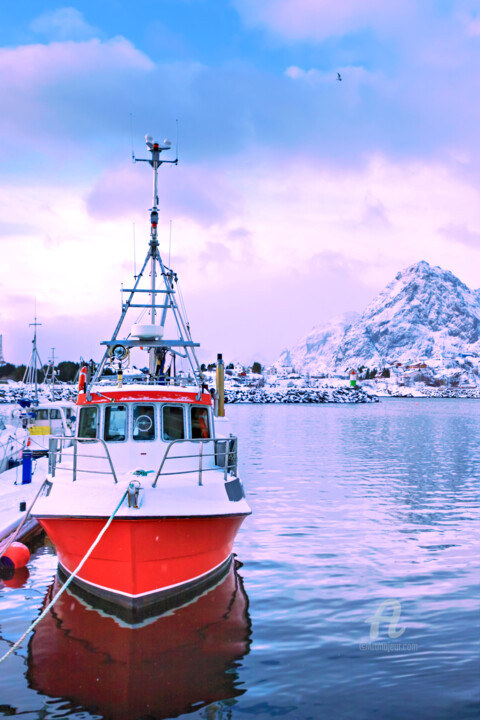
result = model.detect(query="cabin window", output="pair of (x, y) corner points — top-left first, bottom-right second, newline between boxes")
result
(133, 405), (155, 441)
(191, 407), (211, 439)
(104, 405), (127, 442)
(78, 406), (98, 439)
(50, 409), (61, 420)
(162, 405), (185, 441)
(36, 409), (49, 421)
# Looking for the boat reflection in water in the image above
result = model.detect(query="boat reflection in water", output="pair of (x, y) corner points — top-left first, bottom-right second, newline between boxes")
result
(27, 559), (251, 720)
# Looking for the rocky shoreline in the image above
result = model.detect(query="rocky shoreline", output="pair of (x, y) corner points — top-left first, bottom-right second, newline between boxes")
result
(0, 386), (77, 405)
(2, 383), (479, 408)
(377, 386), (480, 399)
(225, 387), (378, 404)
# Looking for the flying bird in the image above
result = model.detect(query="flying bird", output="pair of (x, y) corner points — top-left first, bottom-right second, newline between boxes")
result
(337, 72), (342, 81)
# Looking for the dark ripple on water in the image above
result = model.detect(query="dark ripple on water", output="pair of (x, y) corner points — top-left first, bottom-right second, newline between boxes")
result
(0, 399), (479, 719)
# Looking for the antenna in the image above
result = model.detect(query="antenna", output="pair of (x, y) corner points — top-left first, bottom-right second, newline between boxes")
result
(175, 118), (179, 164)
(48, 347), (56, 400)
(130, 113), (135, 163)
(133, 222), (137, 278)
(24, 313), (43, 404)
(169, 219), (172, 267)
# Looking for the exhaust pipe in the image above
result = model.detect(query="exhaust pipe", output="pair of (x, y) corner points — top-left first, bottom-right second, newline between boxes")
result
(216, 353), (225, 417)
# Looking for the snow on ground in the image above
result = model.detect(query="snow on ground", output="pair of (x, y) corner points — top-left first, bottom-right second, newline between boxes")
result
(0, 458), (48, 545)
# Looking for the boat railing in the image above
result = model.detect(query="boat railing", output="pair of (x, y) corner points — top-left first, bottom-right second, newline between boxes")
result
(48, 437), (119, 484)
(152, 436), (238, 488)
(98, 375), (200, 388)
(48, 435), (238, 488)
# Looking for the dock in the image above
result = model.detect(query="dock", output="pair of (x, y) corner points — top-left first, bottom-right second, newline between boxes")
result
(0, 458), (48, 549)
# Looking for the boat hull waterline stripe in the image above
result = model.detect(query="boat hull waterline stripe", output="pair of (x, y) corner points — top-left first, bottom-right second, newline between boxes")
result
(56, 554), (235, 624)
(59, 552), (233, 599)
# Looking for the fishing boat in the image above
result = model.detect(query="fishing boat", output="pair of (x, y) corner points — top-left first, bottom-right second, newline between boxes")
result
(32, 135), (251, 620)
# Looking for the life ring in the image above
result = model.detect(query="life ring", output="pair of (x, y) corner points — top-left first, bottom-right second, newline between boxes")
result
(78, 365), (88, 393)
(199, 416), (209, 439)
(134, 414), (153, 433)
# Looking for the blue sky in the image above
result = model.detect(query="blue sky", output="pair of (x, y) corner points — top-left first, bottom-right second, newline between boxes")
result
(2, 1), (480, 366)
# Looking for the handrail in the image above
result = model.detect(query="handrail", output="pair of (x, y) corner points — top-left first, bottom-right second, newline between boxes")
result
(49, 436), (119, 484)
(49, 435), (237, 489)
(152, 436), (238, 487)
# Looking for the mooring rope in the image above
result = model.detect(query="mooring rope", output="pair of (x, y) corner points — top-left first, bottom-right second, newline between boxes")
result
(0, 487), (128, 665)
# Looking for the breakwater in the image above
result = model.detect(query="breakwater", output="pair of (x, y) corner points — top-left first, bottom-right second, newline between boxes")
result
(225, 386), (378, 404)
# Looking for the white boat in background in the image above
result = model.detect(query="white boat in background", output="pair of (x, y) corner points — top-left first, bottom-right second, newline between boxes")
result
(33, 134), (251, 621)
(0, 416), (29, 473)
(24, 401), (76, 457)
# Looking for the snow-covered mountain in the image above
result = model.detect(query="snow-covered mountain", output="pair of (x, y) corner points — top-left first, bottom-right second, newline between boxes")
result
(277, 261), (480, 373)
(275, 312), (359, 375)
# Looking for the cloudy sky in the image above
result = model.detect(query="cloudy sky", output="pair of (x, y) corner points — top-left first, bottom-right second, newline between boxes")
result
(2, 0), (480, 366)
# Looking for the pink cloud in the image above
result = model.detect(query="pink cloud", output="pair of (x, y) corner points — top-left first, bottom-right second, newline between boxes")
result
(86, 161), (241, 227)
(234, 0), (420, 40)
(0, 37), (152, 88)
(439, 223), (480, 250)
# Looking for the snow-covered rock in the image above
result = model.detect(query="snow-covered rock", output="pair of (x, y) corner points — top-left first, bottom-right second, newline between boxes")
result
(275, 312), (359, 375)
(225, 386), (377, 404)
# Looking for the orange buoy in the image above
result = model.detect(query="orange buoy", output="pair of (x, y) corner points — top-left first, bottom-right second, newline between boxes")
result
(3, 541), (30, 568)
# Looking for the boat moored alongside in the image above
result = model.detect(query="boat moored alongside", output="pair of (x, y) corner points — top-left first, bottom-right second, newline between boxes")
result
(23, 400), (76, 456)
(32, 135), (251, 620)
(0, 416), (29, 473)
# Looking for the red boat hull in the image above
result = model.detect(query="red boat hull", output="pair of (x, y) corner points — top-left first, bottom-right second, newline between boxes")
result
(38, 514), (247, 620)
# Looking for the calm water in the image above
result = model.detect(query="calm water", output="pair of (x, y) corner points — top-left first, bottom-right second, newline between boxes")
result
(0, 399), (479, 719)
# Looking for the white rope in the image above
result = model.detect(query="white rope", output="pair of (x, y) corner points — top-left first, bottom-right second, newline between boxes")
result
(0, 487), (128, 665)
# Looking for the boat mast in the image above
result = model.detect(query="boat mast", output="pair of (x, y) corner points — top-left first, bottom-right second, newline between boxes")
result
(46, 347), (56, 401)
(90, 134), (205, 389)
(142, 136), (176, 375)
(23, 316), (43, 404)
(148, 136), (160, 326)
